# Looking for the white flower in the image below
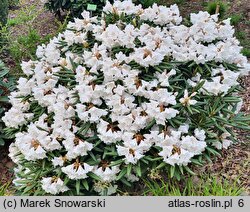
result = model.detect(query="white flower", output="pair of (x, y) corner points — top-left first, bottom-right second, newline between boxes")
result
(126, 174), (139, 182)
(178, 124), (189, 133)
(8, 143), (21, 164)
(194, 128), (206, 141)
(5, 0), (250, 195)
(52, 156), (66, 167)
(2, 108), (34, 128)
(94, 165), (120, 182)
(116, 132), (151, 164)
(41, 177), (69, 195)
(21, 60), (35, 76)
(93, 181), (118, 196)
(61, 162), (94, 180)
(180, 89), (197, 106)
(76, 104), (107, 123)
(213, 132), (232, 149)
(97, 120), (123, 144)
(63, 136), (94, 160)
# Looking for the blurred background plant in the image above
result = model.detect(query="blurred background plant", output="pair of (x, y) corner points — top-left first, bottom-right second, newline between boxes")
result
(43, 0), (111, 20)
(0, 60), (16, 146)
(206, 1), (228, 18)
(0, 0), (9, 27)
(43, 0), (158, 20)
(8, 0), (20, 9)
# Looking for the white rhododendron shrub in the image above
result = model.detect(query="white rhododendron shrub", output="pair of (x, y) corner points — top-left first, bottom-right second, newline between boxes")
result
(3, 1), (250, 195)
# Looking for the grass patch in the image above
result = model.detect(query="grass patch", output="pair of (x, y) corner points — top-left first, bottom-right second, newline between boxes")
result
(207, 1), (228, 18)
(235, 31), (247, 40)
(0, 181), (11, 196)
(230, 14), (242, 26)
(241, 48), (250, 57)
(142, 175), (243, 196)
(7, 4), (38, 27)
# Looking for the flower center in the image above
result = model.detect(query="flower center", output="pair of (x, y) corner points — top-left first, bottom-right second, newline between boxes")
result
(31, 139), (40, 150)
(129, 148), (135, 156)
(172, 145), (181, 155)
(99, 160), (110, 171)
(143, 49), (152, 59)
(133, 134), (145, 144)
(106, 123), (120, 132)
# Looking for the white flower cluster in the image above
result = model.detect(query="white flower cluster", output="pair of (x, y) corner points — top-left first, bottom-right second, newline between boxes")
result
(5, 1), (249, 195)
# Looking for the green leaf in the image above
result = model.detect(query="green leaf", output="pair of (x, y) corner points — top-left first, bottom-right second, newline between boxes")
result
(191, 159), (203, 166)
(110, 159), (124, 166)
(193, 80), (205, 91)
(178, 165), (184, 175)
(170, 165), (175, 178)
(120, 178), (132, 187)
(0, 138), (5, 146)
(116, 168), (127, 180)
(127, 164), (132, 176)
(135, 162), (142, 177)
(206, 146), (221, 156)
(88, 151), (98, 162)
(76, 180), (80, 195)
(156, 162), (166, 169)
(82, 179), (89, 191)
(87, 172), (102, 181)
(0, 96), (9, 103)
(22, 183), (37, 194)
(145, 119), (156, 130)
(203, 153), (212, 163)
(183, 166), (196, 175)
(0, 69), (9, 78)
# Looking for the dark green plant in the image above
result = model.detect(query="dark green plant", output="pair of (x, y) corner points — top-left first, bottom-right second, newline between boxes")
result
(230, 14), (242, 26)
(139, 0), (159, 8)
(0, 60), (16, 146)
(43, 0), (156, 19)
(241, 48), (250, 58)
(0, 0), (9, 26)
(8, 0), (19, 9)
(44, 0), (110, 20)
(207, 1), (227, 18)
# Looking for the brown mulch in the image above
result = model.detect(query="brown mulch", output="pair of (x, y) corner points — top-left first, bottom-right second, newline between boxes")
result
(0, 144), (14, 185)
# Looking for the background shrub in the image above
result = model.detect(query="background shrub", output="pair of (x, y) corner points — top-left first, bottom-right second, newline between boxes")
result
(43, 0), (111, 19)
(0, 60), (16, 146)
(0, 0), (9, 27)
(43, 0), (157, 19)
(8, 0), (19, 9)
(207, 1), (227, 18)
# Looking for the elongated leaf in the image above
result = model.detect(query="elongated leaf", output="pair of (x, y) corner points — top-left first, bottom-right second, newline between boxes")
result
(183, 166), (196, 175)
(135, 162), (142, 177)
(76, 180), (80, 195)
(87, 172), (102, 181)
(170, 165), (175, 178)
(0, 69), (9, 78)
(127, 164), (132, 176)
(82, 179), (89, 191)
(116, 168), (127, 180)
(0, 96), (9, 103)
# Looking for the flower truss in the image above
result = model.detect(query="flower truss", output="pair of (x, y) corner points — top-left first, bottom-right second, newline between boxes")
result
(3, 0), (249, 196)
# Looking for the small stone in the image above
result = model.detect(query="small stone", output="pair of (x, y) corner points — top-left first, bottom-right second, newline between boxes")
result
(5, 161), (14, 169)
